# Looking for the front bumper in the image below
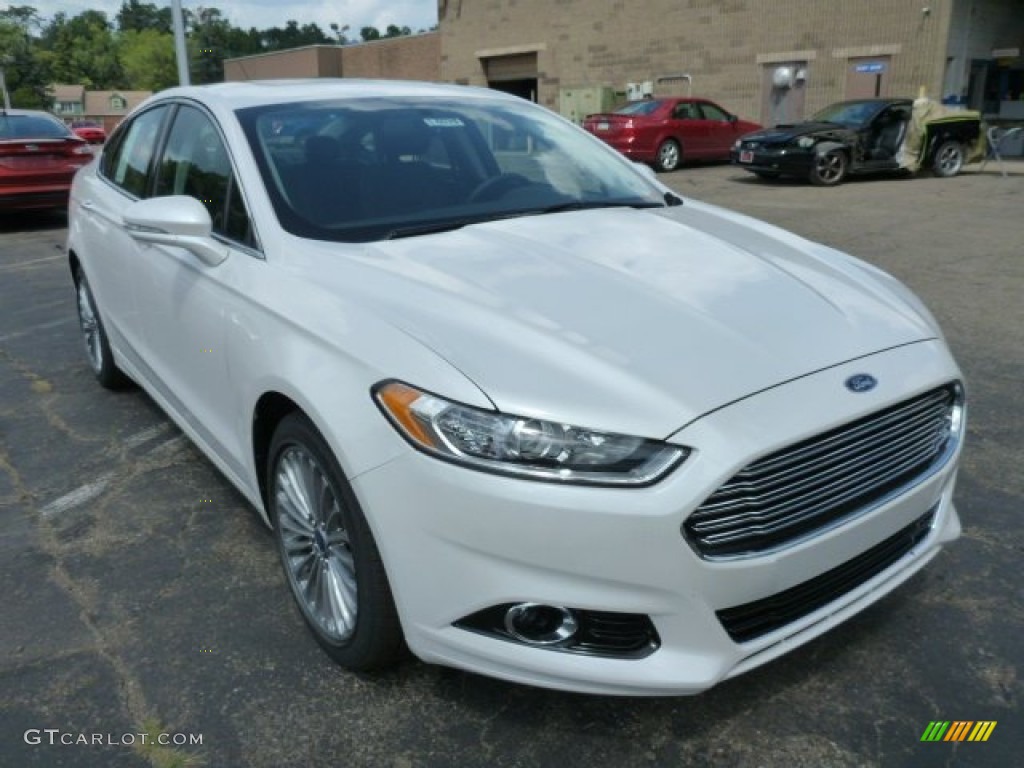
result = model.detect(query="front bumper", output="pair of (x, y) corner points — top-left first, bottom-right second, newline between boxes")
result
(353, 340), (963, 695)
(731, 144), (815, 177)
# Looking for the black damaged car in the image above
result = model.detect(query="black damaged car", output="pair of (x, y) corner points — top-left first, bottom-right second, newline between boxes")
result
(731, 98), (983, 186)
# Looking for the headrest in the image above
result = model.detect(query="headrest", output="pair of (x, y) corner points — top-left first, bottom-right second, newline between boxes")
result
(305, 135), (340, 165)
(378, 117), (432, 160)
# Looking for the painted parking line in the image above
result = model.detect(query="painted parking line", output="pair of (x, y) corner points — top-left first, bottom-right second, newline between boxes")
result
(40, 473), (115, 518)
(0, 317), (77, 344)
(39, 430), (185, 517)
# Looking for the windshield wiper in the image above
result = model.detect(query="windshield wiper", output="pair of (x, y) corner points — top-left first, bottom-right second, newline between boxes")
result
(385, 219), (475, 240)
(532, 198), (667, 215)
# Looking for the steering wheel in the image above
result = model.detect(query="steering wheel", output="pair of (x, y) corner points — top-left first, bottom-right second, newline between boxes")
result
(468, 173), (531, 203)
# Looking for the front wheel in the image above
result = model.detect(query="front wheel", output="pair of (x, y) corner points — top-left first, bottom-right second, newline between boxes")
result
(932, 140), (964, 177)
(655, 139), (682, 172)
(268, 413), (404, 671)
(809, 150), (848, 186)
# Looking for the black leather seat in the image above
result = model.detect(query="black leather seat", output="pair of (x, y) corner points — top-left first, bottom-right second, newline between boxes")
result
(872, 112), (908, 161)
(290, 135), (362, 227)
(361, 117), (453, 217)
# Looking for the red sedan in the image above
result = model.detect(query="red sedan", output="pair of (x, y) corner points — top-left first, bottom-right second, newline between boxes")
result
(71, 120), (107, 144)
(0, 110), (94, 212)
(583, 98), (761, 172)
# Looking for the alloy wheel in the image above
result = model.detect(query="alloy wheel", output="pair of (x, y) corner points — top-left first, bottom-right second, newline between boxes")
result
(274, 445), (358, 642)
(76, 280), (104, 375)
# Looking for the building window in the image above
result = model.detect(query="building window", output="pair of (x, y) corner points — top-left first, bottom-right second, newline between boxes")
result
(110, 95), (126, 110)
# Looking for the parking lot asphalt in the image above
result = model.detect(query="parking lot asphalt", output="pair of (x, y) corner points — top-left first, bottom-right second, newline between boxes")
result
(1, 161), (1022, 768)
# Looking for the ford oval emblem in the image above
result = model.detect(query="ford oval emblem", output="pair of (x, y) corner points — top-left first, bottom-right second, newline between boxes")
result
(845, 374), (878, 393)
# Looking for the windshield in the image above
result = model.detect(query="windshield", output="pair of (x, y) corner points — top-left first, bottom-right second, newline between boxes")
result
(0, 114), (74, 140)
(236, 96), (664, 242)
(809, 101), (886, 128)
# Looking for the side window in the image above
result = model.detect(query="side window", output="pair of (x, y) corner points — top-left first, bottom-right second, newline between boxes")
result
(672, 103), (697, 120)
(101, 106), (168, 198)
(154, 105), (254, 247)
(699, 103), (730, 122)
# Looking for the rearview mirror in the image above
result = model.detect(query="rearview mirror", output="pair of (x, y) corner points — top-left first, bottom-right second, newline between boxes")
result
(122, 196), (228, 267)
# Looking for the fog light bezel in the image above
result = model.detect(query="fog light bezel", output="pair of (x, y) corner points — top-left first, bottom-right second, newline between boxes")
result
(503, 603), (579, 646)
(455, 603), (660, 659)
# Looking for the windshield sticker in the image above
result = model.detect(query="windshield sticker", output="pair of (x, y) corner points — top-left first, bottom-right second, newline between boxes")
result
(423, 118), (464, 128)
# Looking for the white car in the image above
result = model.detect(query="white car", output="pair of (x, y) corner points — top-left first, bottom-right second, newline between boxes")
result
(68, 80), (965, 696)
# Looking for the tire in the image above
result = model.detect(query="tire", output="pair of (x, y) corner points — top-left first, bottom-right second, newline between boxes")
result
(809, 149), (848, 186)
(932, 140), (964, 178)
(655, 139), (682, 172)
(268, 412), (404, 671)
(73, 268), (131, 389)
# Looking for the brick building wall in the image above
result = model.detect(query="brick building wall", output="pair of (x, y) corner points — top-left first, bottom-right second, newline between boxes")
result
(224, 34), (440, 83)
(340, 33), (440, 80)
(439, 0), (955, 121)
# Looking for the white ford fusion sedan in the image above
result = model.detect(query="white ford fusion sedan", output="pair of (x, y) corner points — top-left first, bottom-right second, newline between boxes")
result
(67, 80), (965, 695)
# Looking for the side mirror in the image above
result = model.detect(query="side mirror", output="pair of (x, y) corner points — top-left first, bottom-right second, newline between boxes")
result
(122, 196), (228, 267)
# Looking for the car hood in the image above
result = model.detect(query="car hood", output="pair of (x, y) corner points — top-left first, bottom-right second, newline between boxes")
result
(294, 203), (936, 438)
(742, 122), (851, 144)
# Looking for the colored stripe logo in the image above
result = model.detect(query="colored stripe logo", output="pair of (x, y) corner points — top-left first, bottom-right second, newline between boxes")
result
(920, 721), (997, 742)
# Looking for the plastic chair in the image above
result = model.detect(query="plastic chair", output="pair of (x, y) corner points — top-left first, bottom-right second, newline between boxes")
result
(979, 125), (1023, 178)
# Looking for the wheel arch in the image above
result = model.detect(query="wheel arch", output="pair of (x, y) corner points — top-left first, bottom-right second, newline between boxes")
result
(251, 390), (304, 519)
(68, 249), (82, 282)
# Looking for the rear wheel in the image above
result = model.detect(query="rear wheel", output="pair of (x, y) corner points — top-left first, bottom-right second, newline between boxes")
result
(655, 139), (682, 172)
(809, 150), (848, 186)
(932, 140), (964, 177)
(268, 413), (404, 671)
(74, 268), (130, 389)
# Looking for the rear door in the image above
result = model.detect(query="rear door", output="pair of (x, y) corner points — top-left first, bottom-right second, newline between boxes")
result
(666, 101), (708, 156)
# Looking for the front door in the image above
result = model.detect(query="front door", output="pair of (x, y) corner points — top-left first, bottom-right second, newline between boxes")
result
(132, 104), (259, 478)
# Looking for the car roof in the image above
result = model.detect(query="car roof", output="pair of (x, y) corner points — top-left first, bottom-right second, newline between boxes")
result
(828, 98), (912, 108)
(146, 79), (526, 111)
(0, 108), (57, 117)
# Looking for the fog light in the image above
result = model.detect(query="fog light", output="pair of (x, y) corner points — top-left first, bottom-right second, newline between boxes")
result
(504, 603), (578, 646)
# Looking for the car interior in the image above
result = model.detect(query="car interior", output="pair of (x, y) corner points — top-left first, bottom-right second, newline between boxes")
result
(869, 106), (910, 161)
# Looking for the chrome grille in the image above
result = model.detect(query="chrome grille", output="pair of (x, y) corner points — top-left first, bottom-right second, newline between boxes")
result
(684, 383), (960, 559)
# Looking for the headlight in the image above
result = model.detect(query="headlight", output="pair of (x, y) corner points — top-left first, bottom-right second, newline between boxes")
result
(732, 138), (742, 150)
(796, 136), (815, 148)
(374, 381), (687, 486)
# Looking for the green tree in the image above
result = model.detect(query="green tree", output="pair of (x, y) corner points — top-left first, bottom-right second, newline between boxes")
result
(360, 26), (381, 42)
(383, 24), (412, 38)
(119, 28), (178, 91)
(0, 6), (51, 107)
(116, 0), (172, 34)
(42, 10), (124, 89)
(262, 19), (331, 51)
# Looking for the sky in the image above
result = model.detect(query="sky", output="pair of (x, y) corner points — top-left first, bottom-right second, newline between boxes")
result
(15, 1), (439, 35)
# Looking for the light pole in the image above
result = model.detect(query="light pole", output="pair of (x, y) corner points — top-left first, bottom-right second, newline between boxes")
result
(171, 0), (190, 86)
(0, 55), (12, 110)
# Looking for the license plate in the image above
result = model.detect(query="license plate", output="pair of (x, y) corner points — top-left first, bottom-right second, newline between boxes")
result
(597, 121), (610, 131)
(739, 150), (754, 164)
